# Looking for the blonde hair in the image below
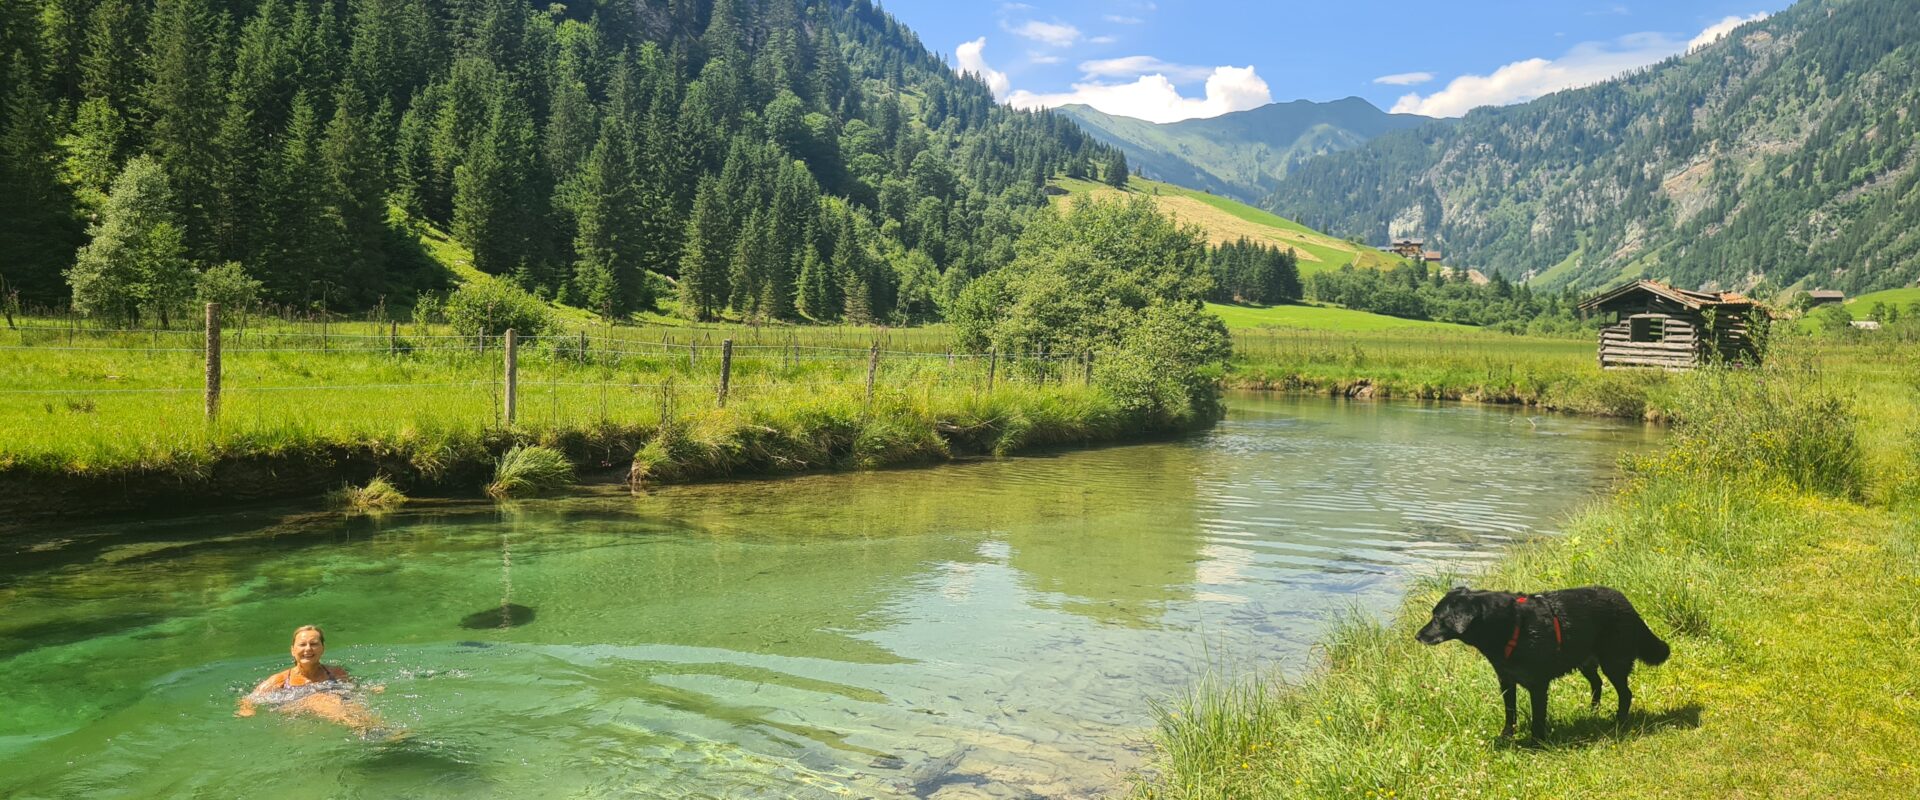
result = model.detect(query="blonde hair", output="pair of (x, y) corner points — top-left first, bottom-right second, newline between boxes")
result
(293, 625), (325, 644)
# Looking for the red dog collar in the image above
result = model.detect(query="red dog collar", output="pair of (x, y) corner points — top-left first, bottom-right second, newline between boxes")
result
(1504, 596), (1564, 661)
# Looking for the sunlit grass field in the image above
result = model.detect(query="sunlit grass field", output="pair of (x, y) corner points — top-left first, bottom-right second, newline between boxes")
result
(1052, 176), (1403, 274)
(1209, 302), (1478, 332)
(0, 316), (1078, 477)
(1132, 340), (1920, 798)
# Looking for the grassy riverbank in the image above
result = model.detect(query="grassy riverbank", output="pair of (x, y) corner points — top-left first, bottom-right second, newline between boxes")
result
(0, 318), (1165, 523)
(1228, 328), (1672, 418)
(1133, 347), (1920, 797)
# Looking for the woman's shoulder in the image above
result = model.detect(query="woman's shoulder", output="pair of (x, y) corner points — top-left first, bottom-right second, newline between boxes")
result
(326, 665), (351, 681)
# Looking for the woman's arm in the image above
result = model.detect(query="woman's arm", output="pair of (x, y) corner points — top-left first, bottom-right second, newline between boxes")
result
(236, 672), (284, 717)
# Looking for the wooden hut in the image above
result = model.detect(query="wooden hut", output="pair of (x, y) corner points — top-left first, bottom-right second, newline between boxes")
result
(1578, 280), (1767, 370)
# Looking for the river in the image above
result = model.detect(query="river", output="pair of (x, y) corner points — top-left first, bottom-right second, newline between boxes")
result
(0, 393), (1656, 798)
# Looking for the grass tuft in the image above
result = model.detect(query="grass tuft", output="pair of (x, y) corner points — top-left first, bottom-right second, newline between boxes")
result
(485, 444), (574, 499)
(328, 475), (407, 515)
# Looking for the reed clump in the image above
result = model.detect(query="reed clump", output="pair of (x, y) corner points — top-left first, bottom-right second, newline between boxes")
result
(328, 475), (408, 514)
(485, 445), (574, 499)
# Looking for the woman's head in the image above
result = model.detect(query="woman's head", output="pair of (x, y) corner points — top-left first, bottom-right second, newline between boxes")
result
(290, 625), (326, 666)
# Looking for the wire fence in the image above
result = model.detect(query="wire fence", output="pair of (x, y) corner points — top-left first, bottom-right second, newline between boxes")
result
(0, 308), (1099, 437)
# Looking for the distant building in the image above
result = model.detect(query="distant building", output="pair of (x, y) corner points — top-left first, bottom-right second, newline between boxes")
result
(1807, 290), (1845, 307)
(1851, 320), (1882, 331)
(1578, 280), (1770, 371)
(1389, 238), (1425, 258)
(1421, 250), (1443, 263)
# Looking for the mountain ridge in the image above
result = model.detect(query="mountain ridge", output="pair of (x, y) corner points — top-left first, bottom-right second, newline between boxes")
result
(1056, 98), (1431, 205)
(1263, 0), (1920, 295)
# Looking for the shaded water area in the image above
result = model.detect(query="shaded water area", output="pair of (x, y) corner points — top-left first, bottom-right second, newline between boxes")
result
(0, 394), (1657, 798)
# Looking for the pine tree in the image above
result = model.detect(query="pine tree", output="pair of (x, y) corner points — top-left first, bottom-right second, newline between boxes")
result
(80, 0), (146, 114)
(143, 0), (225, 258)
(261, 93), (339, 303)
(322, 86), (389, 304)
(1103, 149), (1129, 189)
(454, 93), (546, 280)
(570, 126), (648, 317)
(1, 51), (83, 305)
(679, 176), (732, 321)
(212, 0), (295, 263)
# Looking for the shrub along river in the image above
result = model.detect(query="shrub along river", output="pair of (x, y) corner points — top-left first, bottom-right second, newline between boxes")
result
(0, 393), (1656, 799)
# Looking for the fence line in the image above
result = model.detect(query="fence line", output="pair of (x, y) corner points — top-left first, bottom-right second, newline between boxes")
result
(5, 315), (1095, 432)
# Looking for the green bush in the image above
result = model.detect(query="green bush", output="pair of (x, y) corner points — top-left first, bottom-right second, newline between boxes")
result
(1097, 300), (1232, 422)
(485, 444), (574, 499)
(445, 279), (554, 338)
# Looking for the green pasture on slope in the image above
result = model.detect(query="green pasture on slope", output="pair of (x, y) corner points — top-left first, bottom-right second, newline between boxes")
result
(1208, 302), (1476, 333)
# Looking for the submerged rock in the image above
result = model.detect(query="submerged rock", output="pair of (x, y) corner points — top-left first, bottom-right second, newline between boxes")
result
(458, 603), (536, 630)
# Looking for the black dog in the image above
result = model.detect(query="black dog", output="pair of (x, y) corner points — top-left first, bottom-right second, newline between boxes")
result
(1417, 585), (1670, 740)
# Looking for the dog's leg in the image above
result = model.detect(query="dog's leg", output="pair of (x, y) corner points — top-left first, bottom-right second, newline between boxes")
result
(1601, 658), (1635, 724)
(1580, 662), (1603, 709)
(1500, 677), (1518, 738)
(1526, 682), (1550, 741)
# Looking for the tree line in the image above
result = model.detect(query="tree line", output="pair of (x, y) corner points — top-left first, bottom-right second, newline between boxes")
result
(0, 0), (1128, 325)
(1307, 260), (1590, 335)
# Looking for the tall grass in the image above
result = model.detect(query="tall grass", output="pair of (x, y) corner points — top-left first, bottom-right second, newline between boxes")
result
(485, 445), (574, 499)
(1131, 347), (1920, 798)
(328, 475), (408, 514)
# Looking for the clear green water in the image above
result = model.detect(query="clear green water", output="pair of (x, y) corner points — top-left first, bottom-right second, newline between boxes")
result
(0, 394), (1656, 798)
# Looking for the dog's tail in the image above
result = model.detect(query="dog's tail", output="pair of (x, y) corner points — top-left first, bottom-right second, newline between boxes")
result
(1634, 615), (1671, 666)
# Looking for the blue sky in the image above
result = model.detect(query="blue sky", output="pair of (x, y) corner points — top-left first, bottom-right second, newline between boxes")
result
(884, 1), (1792, 122)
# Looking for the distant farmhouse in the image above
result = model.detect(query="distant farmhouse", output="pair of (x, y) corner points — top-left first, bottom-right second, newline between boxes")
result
(1385, 238), (1442, 263)
(1579, 280), (1769, 370)
(1807, 290), (1846, 307)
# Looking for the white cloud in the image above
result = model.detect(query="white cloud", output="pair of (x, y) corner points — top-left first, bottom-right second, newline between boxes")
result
(1104, 15), (1143, 24)
(956, 38), (1010, 99)
(1373, 71), (1435, 86)
(1029, 53), (1063, 65)
(1079, 56), (1213, 82)
(1391, 13), (1770, 117)
(1089, 35), (1118, 45)
(1689, 13), (1768, 51)
(1006, 20), (1081, 47)
(1008, 66), (1273, 123)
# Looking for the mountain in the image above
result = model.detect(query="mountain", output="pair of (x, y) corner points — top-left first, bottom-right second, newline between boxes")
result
(1266, 0), (1920, 295)
(0, 0), (1121, 323)
(1056, 98), (1431, 205)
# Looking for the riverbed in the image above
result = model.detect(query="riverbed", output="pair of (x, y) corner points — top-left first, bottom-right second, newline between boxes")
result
(0, 394), (1656, 798)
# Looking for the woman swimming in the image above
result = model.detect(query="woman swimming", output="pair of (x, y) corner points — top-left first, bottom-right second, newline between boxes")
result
(237, 625), (387, 734)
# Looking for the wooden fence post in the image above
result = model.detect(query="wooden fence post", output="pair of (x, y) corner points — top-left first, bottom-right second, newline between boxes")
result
(579, 330), (589, 361)
(204, 303), (221, 423)
(388, 320), (398, 355)
(717, 338), (733, 407)
(1084, 352), (1094, 385)
(504, 328), (518, 425)
(987, 348), (997, 392)
(866, 342), (880, 403)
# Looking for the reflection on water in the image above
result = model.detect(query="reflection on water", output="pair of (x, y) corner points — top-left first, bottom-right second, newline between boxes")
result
(0, 394), (1655, 798)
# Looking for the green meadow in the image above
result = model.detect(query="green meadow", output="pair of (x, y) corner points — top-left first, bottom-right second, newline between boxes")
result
(1134, 334), (1920, 798)
(1052, 176), (1405, 274)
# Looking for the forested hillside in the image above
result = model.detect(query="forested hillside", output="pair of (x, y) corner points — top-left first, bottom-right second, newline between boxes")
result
(1057, 98), (1428, 206)
(1268, 0), (1920, 295)
(0, 0), (1123, 322)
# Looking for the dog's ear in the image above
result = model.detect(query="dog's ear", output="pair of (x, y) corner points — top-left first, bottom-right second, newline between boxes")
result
(1446, 585), (1469, 597)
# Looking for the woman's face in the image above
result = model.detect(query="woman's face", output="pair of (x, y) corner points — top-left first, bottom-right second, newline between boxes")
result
(291, 629), (325, 666)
